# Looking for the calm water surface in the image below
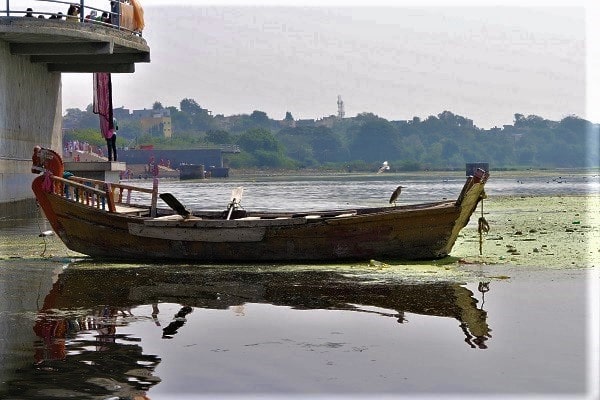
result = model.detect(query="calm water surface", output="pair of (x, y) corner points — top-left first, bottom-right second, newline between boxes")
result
(126, 170), (600, 211)
(0, 171), (597, 399)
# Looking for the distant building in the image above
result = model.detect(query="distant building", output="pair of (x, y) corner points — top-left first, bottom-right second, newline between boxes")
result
(132, 108), (172, 138)
(315, 115), (337, 128)
(113, 107), (131, 121)
(296, 119), (316, 127)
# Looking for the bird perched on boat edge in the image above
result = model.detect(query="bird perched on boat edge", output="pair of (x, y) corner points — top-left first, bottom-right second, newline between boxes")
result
(389, 185), (405, 206)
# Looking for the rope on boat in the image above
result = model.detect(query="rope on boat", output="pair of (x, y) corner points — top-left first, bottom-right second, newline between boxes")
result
(477, 281), (490, 309)
(36, 210), (50, 257)
(477, 192), (489, 256)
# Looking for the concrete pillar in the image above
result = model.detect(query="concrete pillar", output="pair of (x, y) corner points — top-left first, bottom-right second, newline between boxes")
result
(0, 38), (63, 216)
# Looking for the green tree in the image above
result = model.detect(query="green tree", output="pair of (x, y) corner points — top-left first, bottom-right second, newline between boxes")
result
(61, 100), (595, 170)
(513, 113), (525, 127)
(177, 98), (214, 132)
(310, 127), (344, 163)
(278, 126), (346, 164)
(348, 118), (400, 162)
(400, 134), (425, 163)
(168, 106), (194, 134)
(180, 98), (203, 115)
(237, 128), (281, 153)
(421, 142), (443, 168)
(250, 110), (269, 125)
(278, 134), (317, 166)
(206, 130), (231, 144)
(63, 106), (98, 130)
(441, 139), (460, 160)
(236, 128), (292, 167)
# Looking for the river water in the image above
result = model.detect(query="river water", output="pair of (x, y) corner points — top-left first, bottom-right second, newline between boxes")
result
(0, 170), (598, 399)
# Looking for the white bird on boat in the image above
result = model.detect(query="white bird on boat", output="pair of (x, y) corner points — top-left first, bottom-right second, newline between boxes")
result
(389, 185), (405, 206)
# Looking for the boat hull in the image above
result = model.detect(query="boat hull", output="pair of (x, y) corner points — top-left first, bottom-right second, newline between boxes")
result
(38, 189), (482, 262)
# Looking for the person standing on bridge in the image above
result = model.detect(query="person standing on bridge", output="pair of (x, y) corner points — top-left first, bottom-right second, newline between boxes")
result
(93, 73), (117, 161)
(104, 118), (118, 162)
(66, 4), (80, 22)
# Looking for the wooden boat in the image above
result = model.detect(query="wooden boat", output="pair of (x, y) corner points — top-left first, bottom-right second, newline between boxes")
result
(31, 146), (489, 262)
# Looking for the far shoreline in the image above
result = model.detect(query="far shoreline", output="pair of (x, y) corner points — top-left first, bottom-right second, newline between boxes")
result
(227, 167), (600, 179)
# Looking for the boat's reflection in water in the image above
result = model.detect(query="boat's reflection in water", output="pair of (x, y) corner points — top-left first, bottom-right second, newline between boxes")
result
(29, 263), (492, 398)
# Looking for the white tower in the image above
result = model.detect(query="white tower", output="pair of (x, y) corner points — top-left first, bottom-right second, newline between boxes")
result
(337, 95), (345, 119)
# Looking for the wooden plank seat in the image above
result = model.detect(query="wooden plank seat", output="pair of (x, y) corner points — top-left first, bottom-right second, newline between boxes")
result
(114, 204), (150, 216)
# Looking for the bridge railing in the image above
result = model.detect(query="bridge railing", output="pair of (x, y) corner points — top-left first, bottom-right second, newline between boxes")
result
(1, 0), (141, 35)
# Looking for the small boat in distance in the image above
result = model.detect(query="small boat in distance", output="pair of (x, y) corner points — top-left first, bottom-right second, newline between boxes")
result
(31, 146), (489, 263)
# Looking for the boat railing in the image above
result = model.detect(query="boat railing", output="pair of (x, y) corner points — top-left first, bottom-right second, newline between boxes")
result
(50, 175), (116, 212)
(51, 175), (158, 214)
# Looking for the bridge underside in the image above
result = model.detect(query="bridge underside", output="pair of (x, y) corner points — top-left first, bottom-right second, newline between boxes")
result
(0, 18), (150, 216)
(0, 17), (150, 73)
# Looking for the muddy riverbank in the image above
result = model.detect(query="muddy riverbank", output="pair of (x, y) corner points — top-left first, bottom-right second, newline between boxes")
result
(453, 194), (599, 269)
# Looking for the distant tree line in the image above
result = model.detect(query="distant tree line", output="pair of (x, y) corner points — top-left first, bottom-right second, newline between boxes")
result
(62, 98), (599, 171)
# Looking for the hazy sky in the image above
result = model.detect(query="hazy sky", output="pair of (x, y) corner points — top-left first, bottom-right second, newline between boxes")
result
(60, 1), (595, 129)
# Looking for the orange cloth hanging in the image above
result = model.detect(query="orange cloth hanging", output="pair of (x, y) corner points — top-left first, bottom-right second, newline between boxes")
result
(130, 0), (145, 31)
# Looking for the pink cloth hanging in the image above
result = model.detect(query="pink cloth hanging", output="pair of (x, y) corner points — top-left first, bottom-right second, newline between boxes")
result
(93, 73), (115, 139)
(42, 171), (53, 192)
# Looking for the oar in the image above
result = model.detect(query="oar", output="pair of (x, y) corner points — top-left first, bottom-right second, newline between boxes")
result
(159, 193), (191, 218)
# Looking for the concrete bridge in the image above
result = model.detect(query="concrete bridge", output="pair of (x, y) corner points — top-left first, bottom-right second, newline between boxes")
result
(0, 12), (149, 217)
